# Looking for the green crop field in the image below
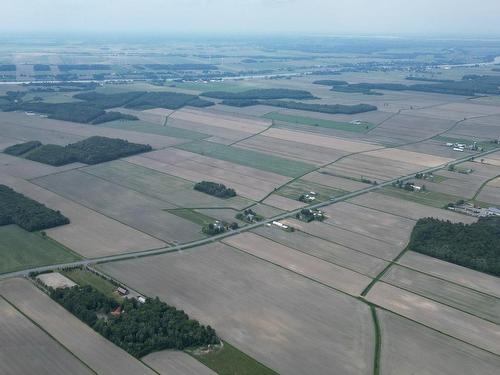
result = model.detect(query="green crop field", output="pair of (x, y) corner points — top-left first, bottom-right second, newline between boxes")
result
(176, 140), (316, 178)
(167, 208), (216, 227)
(263, 112), (375, 133)
(62, 269), (120, 301)
(98, 119), (210, 140)
(0, 225), (80, 274)
(379, 186), (463, 208)
(189, 341), (278, 375)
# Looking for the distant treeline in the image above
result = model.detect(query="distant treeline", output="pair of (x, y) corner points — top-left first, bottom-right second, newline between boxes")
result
(0, 184), (69, 231)
(201, 88), (316, 100)
(7, 136), (152, 166)
(1, 101), (137, 124)
(0, 65), (16, 71)
(50, 285), (219, 358)
(135, 64), (218, 71)
(194, 181), (236, 198)
(74, 91), (214, 110)
(221, 98), (377, 114)
(58, 64), (112, 71)
(408, 217), (500, 277)
(33, 64), (51, 72)
(314, 75), (500, 96)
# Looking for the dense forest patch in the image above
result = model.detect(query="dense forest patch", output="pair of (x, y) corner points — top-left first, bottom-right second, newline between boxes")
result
(0, 184), (69, 231)
(50, 285), (219, 357)
(408, 217), (500, 276)
(4, 141), (42, 156)
(17, 136), (152, 166)
(194, 181), (237, 198)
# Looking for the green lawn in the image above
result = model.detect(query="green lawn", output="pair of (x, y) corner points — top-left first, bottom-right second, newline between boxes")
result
(379, 186), (463, 208)
(176, 141), (315, 178)
(167, 208), (216, 227)
(98, 120), (209, 140)
(0, 225), (80, 274)
(189, 341), (278, 375)
(263, 112), (375, 133)
(276, 179), (347, 202)
(62, 269), (120, 301)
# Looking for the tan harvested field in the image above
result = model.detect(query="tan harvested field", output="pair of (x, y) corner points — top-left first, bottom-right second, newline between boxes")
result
(366, 282), (500, 355)
(0, 278), (156, 375)
(478, 180), (500, 205)
(101, 242), (375, 375)
(0, 111), (184, 149)
(448, 115), (500, 139)
(377, 309), (500, 375)
(223, 232), (372, 295)
(235, 134), (348, 165)
(262, 193), (308, 210)
(0, 153), (85, 179)
(382, 265), (500, 324)
(143, 351), (216, 375)
(364, 148), (452, 167)
(253, 225), (388, 277)
(407, 102), (500, 121)
(281, 218), (403, 260)
(322, 202), (416, 247)
(171, 108), (270, 134)
(399, 251), (500, 299)
(423, 161), (500, 199)
(112, 107), (168, 125)
(321, 153), (423, 182)
(302, 171), (370, 191)
(82, 159), (252, 209)
(1, 173), (165, 257)
(0, 135), (23, 150)
(33, 170), (205, 244)
(128, 148), (290, 201)
(168, 117), (250, 144)
(0, 296), (92, 375)
(367, 113), (455, 145)
(262, 127), (380, 152)
(349, 192), (476, 223)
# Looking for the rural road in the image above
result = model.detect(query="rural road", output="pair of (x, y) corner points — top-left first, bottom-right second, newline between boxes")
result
(1, 146), (499, 280)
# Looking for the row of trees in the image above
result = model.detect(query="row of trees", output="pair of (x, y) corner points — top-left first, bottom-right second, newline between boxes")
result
(4, 141), (42, 156)
(408, 217), (500, 276)
(0, 184), (69, 231)
(50, 285), (219, 357)
(201, 88), (315, 100)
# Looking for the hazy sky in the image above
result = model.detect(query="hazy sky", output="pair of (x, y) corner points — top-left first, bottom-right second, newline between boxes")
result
(3, 0), (500, 36)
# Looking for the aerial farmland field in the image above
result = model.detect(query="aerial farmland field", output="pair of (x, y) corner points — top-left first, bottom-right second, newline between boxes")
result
(1, 28), (500, 375)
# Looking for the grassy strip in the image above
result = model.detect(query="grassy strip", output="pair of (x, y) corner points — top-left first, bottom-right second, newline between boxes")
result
(378, 186), (462, 208)
(188, 341), (278, 375)
(263, 112), (375, 133)
(370, 306), (381, 375)
(175, 140), (315, 178)
(167, 208), (217, 227)
(0, 226), (80, 274)
(62, 269), (121, 301)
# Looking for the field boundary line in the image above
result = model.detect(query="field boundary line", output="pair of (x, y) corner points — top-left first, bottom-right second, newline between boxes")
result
(377, 280), (500, 325)
(472, 173), (500, 201)
(359, 298), (500, 358)
(393, 261), (500, 301)
(247, 230), (384, 279)
(0, 292), (99, 375)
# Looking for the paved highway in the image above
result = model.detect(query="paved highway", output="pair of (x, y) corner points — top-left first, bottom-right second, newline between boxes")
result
(1, 147), (498, 280)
